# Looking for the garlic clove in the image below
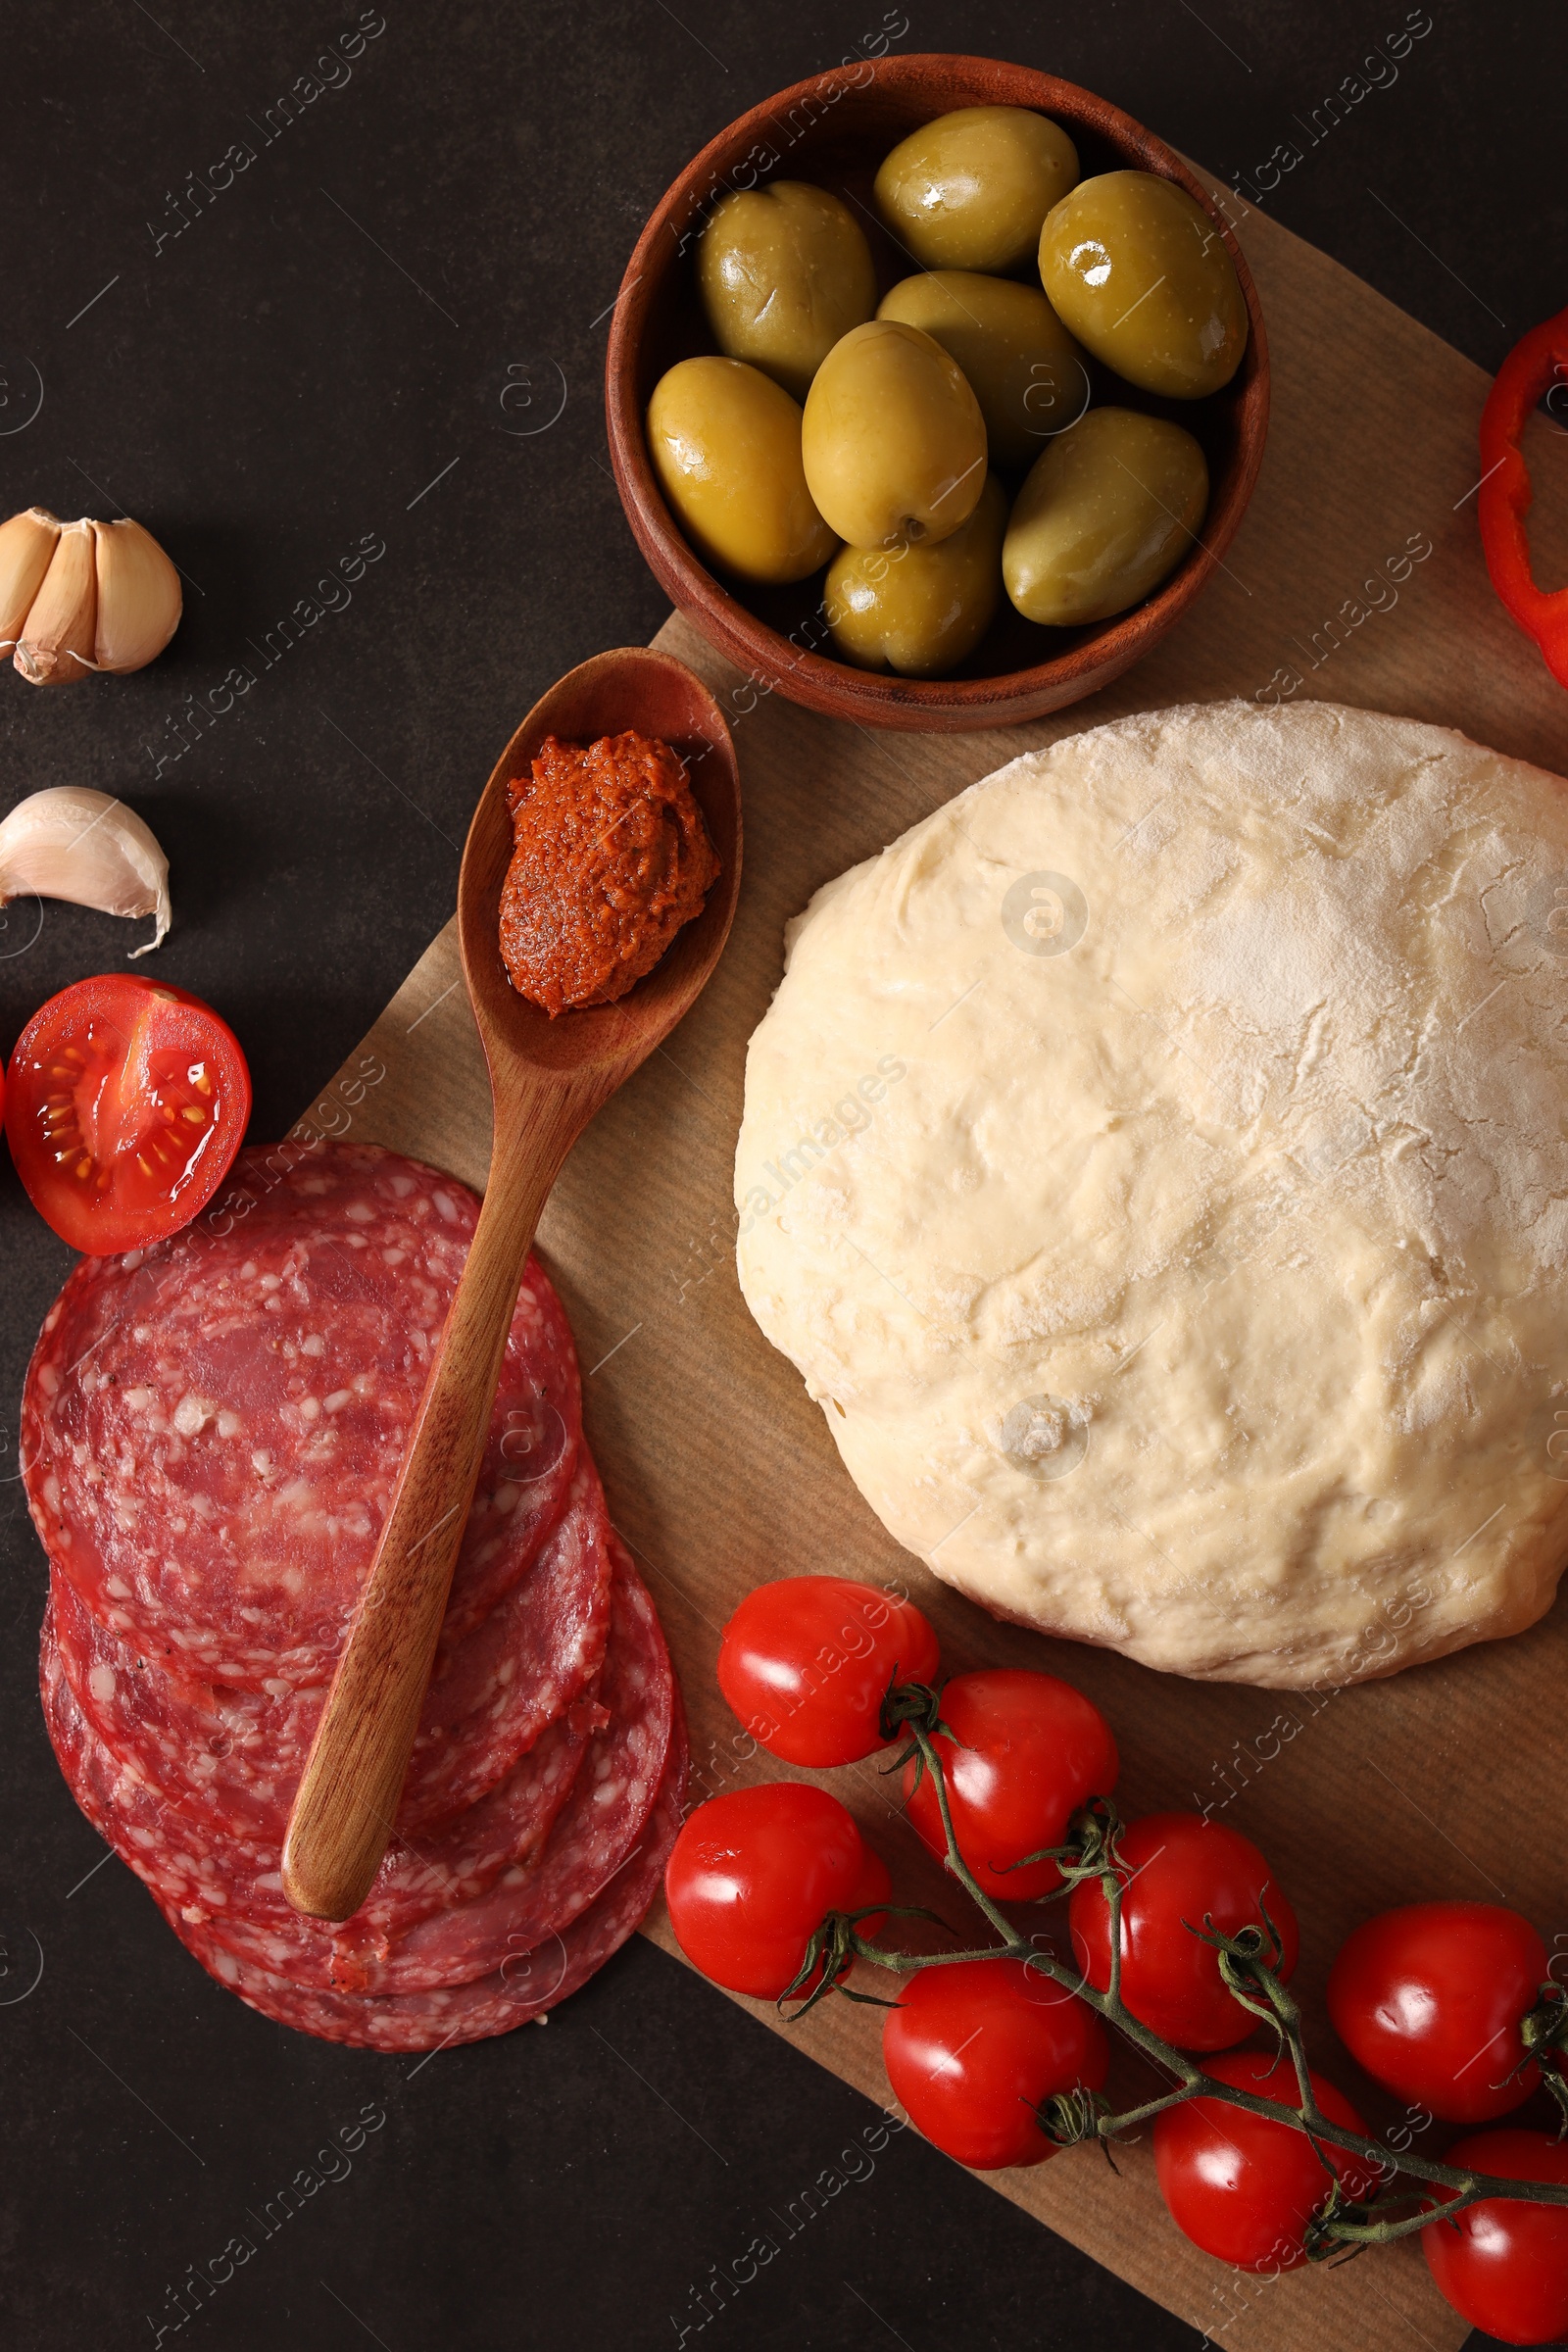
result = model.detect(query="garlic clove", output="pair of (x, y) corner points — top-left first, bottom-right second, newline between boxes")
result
(0, 786), (171, 955)
(15, 517), (97, 686)
(0, 508), (62, 651)
(2, 508), (183, 684)
(91, 517), (182, 672)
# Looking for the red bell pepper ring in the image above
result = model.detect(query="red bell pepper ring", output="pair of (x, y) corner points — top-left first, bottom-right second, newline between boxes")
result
(1477, 304), (1568, 690)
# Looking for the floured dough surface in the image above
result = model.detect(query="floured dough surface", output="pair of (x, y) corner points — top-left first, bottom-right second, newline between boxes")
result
(734, 702), (1568, 1688)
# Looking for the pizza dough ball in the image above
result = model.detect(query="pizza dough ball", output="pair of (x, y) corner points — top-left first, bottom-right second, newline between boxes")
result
(734, 703), (1568, 1688)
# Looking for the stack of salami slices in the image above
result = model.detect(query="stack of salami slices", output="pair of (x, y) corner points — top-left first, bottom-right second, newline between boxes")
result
(25, 1142), (685, 2050)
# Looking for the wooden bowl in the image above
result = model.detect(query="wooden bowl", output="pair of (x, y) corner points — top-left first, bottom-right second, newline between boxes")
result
(606, 53), (1270, 733)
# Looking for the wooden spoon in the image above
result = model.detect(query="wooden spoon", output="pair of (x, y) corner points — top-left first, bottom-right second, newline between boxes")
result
(281, 647), (741, 1922)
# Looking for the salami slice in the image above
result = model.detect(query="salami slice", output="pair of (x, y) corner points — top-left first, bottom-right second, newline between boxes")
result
(363, 1542), (675, 1993)
(160, 1716), (688, 2049)
(29, 1131), (692, 2052)
(51, 1452), (613, 1841)
(24, 1144), (581, 1690)
(42, 1620), (599, 1961)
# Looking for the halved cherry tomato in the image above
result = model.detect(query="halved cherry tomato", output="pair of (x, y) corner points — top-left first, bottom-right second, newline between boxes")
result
(1069, 1812), (1299, 2050)
(663, 1783), (891, 1999)
(1153, 2049), (1381, 2272)
(903, 1668), (1118, 1901)
(883, 1956), (1108, 2170)
(1328, 1901), (1548, 2124)
(717, 1574), (941, 1766)
(6, 974), (250, 1254)
(1423, 2129), (1568, 2344)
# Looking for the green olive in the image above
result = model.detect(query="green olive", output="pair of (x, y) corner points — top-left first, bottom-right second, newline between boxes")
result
(874, 106), (1079, 273)
(827, 472), (1006, 676)
(647, 357), (838, 585)
(1038, 171), (1248, 398)
(1003, 408), (1208, 626)
(802, 320), (987, 550)
(876, 270), (1088, 469)
(696, 181), (877, 404)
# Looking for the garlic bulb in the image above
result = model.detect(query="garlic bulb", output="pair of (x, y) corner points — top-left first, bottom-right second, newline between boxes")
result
(0, 787), (171, 955)
(0, 509), (182, 685)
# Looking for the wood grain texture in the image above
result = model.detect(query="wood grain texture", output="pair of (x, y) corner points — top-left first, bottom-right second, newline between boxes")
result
(606, 53), (1270, 731)
(281, 649), (740, 1920)
(299, 179), (1568, 2348)
(278, 1083), (593, 1921)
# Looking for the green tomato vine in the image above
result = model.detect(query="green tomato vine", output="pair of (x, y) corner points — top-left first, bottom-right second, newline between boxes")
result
(778, 1683), (1568, 2256)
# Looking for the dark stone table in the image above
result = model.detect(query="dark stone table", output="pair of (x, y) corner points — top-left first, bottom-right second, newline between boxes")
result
(1, 5), (1558, 2344)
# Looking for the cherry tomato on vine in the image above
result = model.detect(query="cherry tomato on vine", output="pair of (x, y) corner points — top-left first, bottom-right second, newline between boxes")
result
(882, 1956), (1109, 2171)
(1328, 1901), (1549, 2125)
(1422, 2129), (1568, 2344)
(663, 1784), (891, 1999)
(1069, 1812), (1299, 2050)
(6, 975), (250, 1254)
(1153, 2050), (1381, 2273)
(902, 1669), (1118, 1901)
(717, 1575), (941, 1766)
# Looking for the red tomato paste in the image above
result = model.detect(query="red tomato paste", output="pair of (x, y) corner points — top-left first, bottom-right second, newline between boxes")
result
(499, 730), (720, 1017)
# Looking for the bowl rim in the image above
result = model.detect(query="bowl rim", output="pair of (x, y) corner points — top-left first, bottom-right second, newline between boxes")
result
(605, 52), (1270, 726)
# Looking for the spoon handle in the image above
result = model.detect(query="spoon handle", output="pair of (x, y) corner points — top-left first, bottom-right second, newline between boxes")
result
(281, 1105), (572, 1923)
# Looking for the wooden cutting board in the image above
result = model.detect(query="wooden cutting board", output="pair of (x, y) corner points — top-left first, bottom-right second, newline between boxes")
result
(303, 172), (1568, 2350)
